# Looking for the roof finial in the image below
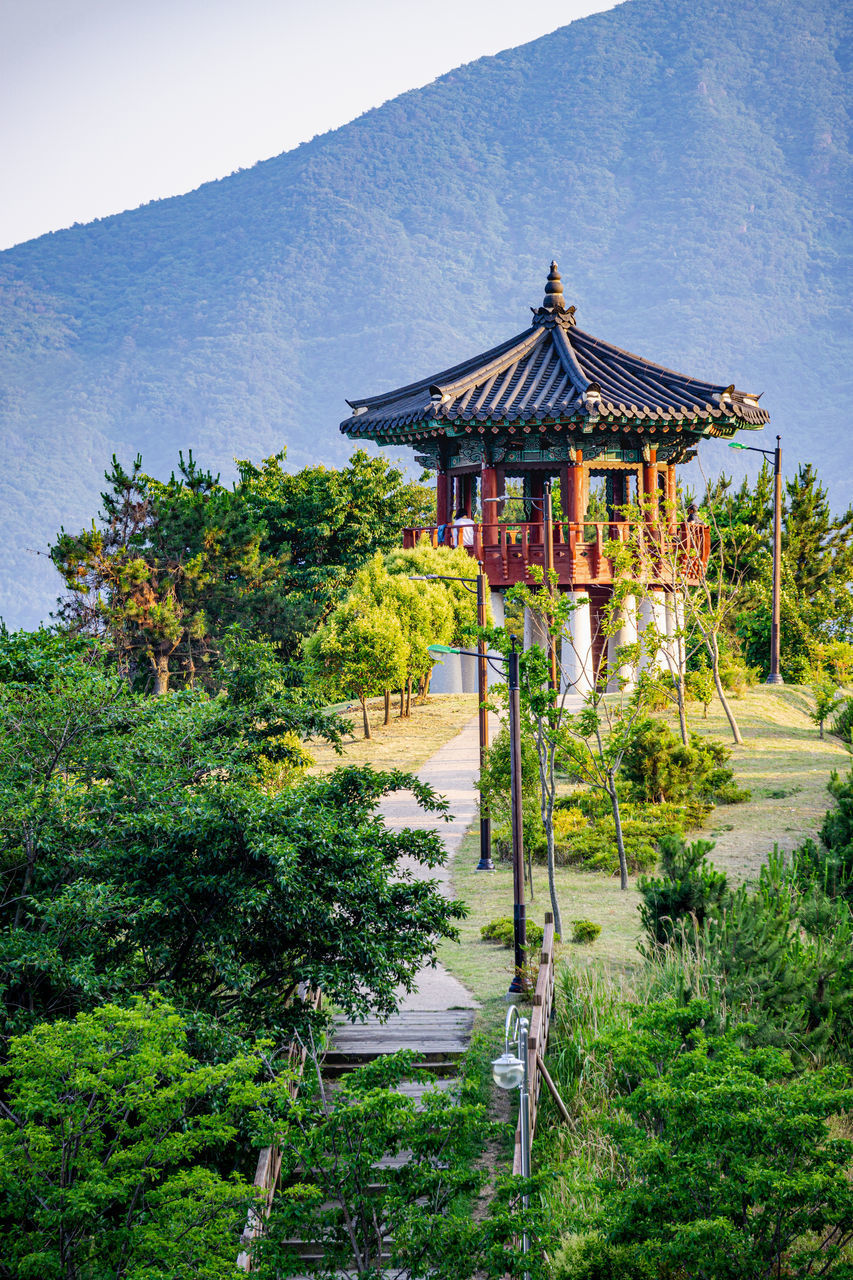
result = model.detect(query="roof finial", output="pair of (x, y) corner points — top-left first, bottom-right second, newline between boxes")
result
(542, 260), (565, 311)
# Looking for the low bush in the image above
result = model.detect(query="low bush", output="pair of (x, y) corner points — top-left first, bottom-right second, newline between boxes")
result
(833, 695), (853, 743)
(638, 835), (728, 945)
(570, 920), (601, 945)
(480, 917), (544, 952)
(622, 718), (749, 806)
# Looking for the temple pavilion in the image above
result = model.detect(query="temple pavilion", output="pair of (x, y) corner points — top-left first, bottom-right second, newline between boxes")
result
(341, 262), (769, 690)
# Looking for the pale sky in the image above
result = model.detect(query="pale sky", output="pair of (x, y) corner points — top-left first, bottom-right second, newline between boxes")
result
(1, 0), (619, 251)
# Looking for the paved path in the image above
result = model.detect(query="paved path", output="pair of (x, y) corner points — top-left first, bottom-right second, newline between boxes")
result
(331, 713), (491, 1061)
(380, 712), (496, 1012)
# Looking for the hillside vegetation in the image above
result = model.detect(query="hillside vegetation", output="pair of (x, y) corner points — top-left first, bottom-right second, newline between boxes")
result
(1, 0), (850, 627)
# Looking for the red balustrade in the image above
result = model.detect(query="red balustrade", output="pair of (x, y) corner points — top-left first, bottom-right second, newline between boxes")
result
(400, 521), (710, 589)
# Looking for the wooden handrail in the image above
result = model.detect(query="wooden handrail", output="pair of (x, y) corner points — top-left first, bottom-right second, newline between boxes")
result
(512, 913), (556, 1177)
(237, 987), (323, 1272)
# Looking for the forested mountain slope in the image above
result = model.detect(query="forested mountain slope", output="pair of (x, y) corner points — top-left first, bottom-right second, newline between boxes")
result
(0, 0), (849, 627)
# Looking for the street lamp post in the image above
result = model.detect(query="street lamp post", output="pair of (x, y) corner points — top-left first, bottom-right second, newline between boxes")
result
(492, 1004), (531, 1279)
(413, 573), (493, 871)
(728, 434), (783, 684)
(507, 636), (528, 993)
(426, 634), (528, 993)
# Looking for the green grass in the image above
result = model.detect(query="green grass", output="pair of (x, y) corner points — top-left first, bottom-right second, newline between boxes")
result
(440, 826), (643, 1002)
(439, 686), (850, 1002)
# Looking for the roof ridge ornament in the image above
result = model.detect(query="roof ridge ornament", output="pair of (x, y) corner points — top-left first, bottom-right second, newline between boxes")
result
(532, 259), (576, 328)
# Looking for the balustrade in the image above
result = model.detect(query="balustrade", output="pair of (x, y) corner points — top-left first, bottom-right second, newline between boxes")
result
(401, 520), (710, 589)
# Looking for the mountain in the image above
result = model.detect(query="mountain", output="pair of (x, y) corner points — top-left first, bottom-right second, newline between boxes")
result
(0, 0), (850, 629)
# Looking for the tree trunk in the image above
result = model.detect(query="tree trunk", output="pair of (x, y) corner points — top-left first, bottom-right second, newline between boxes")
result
(399, 688), (404, 718)
(405, 676), (412, 717)
(609, 774), (629, 890)
(819, 719), (825, 740)
(384, 690), (390, 725)
(676, 672), (688, 745)
(153, 654), (170, 696)
(545, 807), (562, 939)
(361, 697), (371, 740)
(710, 634), (743, 745)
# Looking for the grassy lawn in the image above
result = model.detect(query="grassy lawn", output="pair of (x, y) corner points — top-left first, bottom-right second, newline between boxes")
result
(439, 684), (850, 1002)
(307, 693), (478, 776)
(657, 684), (850, 882)
(440, 825), (643, 1002)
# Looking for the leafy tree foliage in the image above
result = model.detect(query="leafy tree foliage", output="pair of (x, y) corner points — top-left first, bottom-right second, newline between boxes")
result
(0, 628), (462, 1047)
(304, 598), (408, 737)
(638, 836), (728, 945)
(621, 718), (747, 805)
(580, 1002), (853, 1280)
(704, 463), (853, 679)
(236, 450), (434, 653)
(0, 999), (273, 1280)
(255, 1049), (552, 1280)
(51, 453), (276, 694)
(49, 449), (435, 692)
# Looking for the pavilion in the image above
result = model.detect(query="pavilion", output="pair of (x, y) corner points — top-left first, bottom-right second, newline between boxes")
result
(341, 263), (769, 690)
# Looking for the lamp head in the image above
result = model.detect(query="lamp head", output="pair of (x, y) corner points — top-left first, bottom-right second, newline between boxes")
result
(491, 1050), (525, 1090)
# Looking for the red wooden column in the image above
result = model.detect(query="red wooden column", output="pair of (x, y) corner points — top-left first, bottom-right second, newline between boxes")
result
(436, 469), (450, 527)
(564, 454), (584, 526)
(665, 463), (677, 528)
(642, 447), (658, 522)
(481, 463), (498, 546)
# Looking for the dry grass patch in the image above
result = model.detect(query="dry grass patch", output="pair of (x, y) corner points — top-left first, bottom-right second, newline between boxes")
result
(307, 693), (478, 776)
(661, 685), (850, 882)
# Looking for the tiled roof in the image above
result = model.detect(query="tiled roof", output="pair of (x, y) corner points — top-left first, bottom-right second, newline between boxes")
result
(342, 263), (769, 440)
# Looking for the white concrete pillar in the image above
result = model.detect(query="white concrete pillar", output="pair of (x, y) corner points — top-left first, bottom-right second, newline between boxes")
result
(607, 594), (638, 692)
(561, 591), (594, 696)
(662, 591), (686, 678)
(523, 605), (549, 652)
(461, 653), (479, 693)
(638, 589), (668, 674)
(489, 590), (506, 628)
(429, 651), (463, 694)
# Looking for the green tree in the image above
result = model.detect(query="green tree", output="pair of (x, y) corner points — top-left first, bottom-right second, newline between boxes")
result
(811, 673), (842, 739)
(255, 1049), (551, 1280)
(592, 1002), (853, 1279)
(384, 539), (486, 645)
(236, 450), (434, 656)
(0, 999), (272, 1280)
(350, 553), (453, 716)
(305, 598), (409, 738)
(51, 453), (275, 694)
(0, 628), (462, 1046)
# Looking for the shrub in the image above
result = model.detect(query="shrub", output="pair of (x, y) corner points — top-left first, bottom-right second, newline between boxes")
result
(480, 917), (544, 952)
(622, 718), (749, 806)
(638, 835), (728, 945)
(571, 920), (601, 945)
(833, 696), (853, 743)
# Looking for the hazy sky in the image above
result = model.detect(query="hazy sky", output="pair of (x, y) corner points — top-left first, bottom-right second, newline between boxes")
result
(2, 0), (619, 251)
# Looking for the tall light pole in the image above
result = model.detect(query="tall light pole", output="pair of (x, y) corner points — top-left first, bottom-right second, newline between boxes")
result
(427, 635), (528, 993)
(728, 434), (783, 684)
(507, 636), (528, 993)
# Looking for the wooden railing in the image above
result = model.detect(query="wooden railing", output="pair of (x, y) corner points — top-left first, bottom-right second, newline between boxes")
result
(512, 913), (557, 1176)
(237, 987), (323, 1272)
(402, 522), (710, 589)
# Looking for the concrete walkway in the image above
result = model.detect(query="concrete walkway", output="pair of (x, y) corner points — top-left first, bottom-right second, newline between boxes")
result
(378, 713), (493, 1011)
